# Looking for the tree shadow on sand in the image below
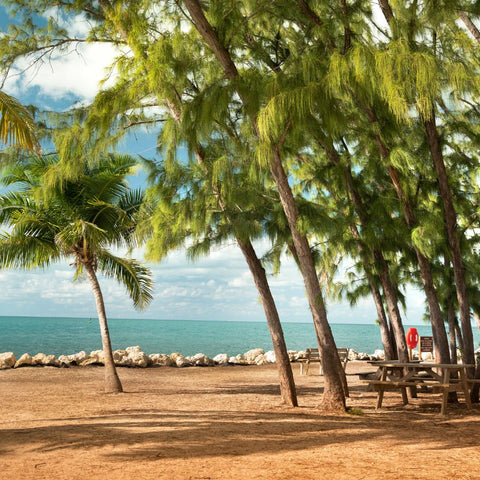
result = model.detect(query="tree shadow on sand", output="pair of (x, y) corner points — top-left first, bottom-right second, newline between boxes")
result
(2, 401), (480, 462)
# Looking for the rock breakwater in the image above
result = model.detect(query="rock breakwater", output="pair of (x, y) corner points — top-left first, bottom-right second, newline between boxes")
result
(0, 347), (382, 370)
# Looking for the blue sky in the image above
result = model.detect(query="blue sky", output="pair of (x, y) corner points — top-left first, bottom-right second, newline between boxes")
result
(0, 6), (427, 324)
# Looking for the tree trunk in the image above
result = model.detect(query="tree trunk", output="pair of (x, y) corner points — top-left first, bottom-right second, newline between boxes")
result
(237, 239), (298, 406)
(386, 169), (450, 363)
(375, 0), (454, 370)
(270, 150), (348, 408)
(183, 0), (347, 411)
(84, 262), (123, 394)
(363, 107), (451, 365)
(444, 256), (457, 363)
(337, 154), (405, 361)
(455, 323), (465, 354)
(378, 0), (394, 23)
(447, 303), (457, 364)
(101, 0), (298, 406)
(470, 315), (480, 402)
(458, 11), (480, 44)
(372, 251), (409, 362)
(424, 117), (474, 370)
(456, 17), (480, 398)
(347, 223), (396, 360)
(366, 270), (396, 360)
(193, 142), (298, 408)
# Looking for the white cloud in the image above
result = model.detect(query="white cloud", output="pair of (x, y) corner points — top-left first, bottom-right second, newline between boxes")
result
(228, 271), (252, 288)
(4, 42), (119, 104)
(42, 8), (93, 38)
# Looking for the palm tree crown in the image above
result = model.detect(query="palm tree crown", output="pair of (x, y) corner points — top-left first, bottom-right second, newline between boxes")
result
(0, 154), (152, 309)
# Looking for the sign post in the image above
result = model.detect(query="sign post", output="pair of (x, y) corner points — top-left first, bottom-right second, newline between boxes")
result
(419, 336), (434, 360)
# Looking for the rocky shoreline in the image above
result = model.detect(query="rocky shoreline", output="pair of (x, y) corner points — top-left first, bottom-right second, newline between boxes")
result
(0, 346), (386, 369)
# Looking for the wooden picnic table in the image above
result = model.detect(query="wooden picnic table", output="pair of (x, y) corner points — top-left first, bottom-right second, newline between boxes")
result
(365, 361), (475, 415)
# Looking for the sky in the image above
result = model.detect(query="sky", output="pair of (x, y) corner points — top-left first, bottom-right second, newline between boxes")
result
(0, 5), (427, 324)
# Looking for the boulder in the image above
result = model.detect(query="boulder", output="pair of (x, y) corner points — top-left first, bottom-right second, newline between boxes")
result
(0, 352), (16, 369)
(244, 348), (265, 364)
(149, 353), (174, 367)
(348, 350), (359, 361)
(125, 346), (149, 368)
(80, 350), (104, 366)
(228, 354), (245, 365)
(213, 353), (229, 365)
(170, 352), (192, 367)
(264, 350), (276, 363)
(57, 355), (73, 366)
(32, 353), (60, 367)
(64, 351), (89, 365)
(287, 351), (299, 361)
(356, 352), (371, 361)
(373, 349), (385, 360)
(113, 350), (128, 365)
(15, 353), (33, 368)
(188, 353), (215, 367)
(254, 354), (268, 365)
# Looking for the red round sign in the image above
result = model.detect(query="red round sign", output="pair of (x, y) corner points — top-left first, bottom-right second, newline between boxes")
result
(406, 327), (419, 349)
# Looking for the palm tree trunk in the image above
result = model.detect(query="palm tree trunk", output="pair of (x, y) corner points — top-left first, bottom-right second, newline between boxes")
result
(183, 0), (347, 411)
(237, 239), (298, 406)
(84, 262), (123, 394)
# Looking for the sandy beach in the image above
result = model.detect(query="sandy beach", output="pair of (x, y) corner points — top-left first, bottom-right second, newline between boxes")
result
(1, 361), (479, 480)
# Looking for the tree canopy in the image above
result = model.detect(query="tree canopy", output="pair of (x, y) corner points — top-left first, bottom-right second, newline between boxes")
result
(3, 0), (480, 406)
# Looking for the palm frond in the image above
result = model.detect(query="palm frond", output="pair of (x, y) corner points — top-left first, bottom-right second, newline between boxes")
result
(97, 250), (154, 310)
(0, 91), (40, 151)
(0, 232), (60, 269)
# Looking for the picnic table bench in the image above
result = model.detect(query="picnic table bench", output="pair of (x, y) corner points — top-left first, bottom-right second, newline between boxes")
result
(298, 347), (350, 375)
(364, 361), (475, 415)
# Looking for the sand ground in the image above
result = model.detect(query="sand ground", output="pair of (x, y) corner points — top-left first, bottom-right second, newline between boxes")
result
(1, 361), (479, 480)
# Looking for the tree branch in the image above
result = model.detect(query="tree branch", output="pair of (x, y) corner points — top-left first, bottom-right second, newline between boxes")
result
(458, 11), (480, 44)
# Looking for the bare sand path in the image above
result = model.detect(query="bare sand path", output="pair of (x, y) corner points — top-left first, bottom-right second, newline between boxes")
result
(1, 362), (479, 479)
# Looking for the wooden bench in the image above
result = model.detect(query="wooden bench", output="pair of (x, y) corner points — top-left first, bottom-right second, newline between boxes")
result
(298, 347), (350, 375)
(368, 380), (421, 389)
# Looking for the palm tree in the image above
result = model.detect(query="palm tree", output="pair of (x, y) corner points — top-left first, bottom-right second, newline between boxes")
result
(0, 154), (153, 393)
(0, 90), (39, 151)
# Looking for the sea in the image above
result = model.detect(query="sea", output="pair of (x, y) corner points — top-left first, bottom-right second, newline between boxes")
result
(2, 316), (477, 359)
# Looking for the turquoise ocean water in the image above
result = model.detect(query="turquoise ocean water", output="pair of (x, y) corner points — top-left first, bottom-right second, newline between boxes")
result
(2, 316), (477, 358)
